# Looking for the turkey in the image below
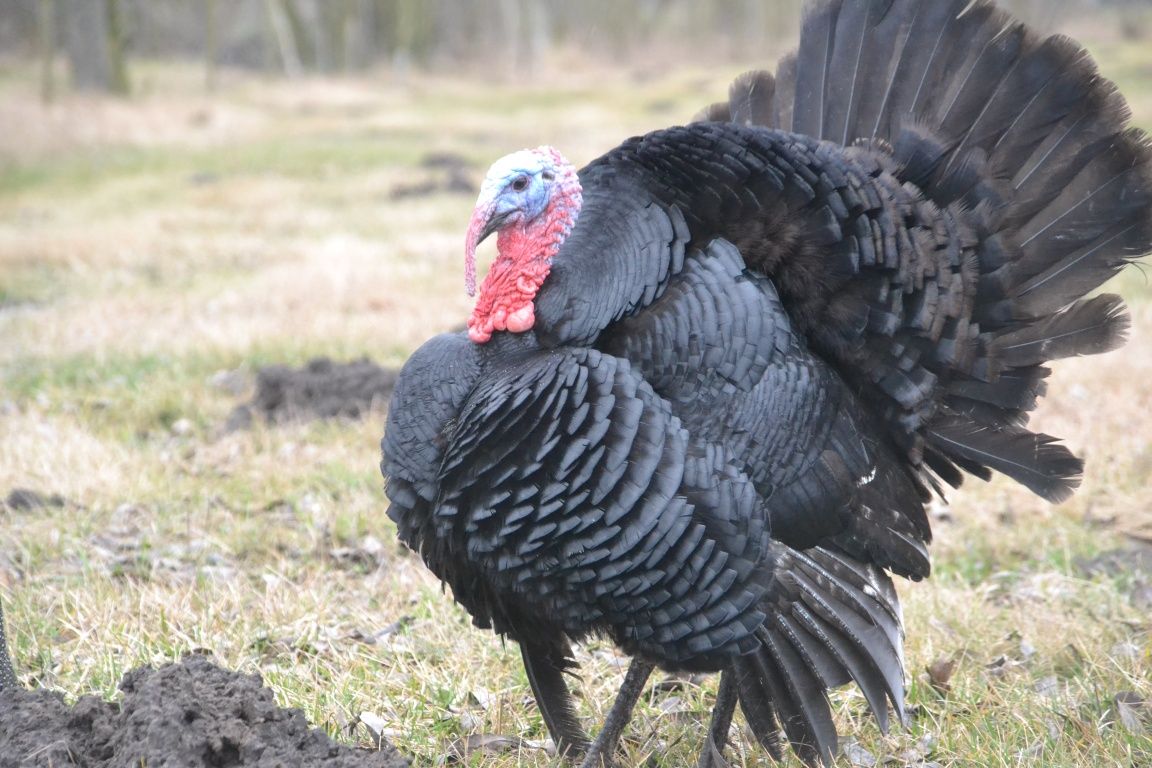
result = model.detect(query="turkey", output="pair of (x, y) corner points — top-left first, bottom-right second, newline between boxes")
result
(381, 0), (1152, 765)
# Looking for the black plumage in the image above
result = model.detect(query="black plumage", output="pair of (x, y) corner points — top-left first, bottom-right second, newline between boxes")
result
(381, 1), (1151, 765)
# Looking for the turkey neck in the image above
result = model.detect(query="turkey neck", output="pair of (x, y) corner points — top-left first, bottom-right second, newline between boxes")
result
(467, 183), (581, 344)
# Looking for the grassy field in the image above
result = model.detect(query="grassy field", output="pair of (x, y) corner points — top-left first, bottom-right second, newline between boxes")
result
(2, 27), (1152, 768)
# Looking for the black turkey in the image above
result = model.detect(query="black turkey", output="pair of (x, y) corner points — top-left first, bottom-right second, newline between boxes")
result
(382, 0), (1152, 765)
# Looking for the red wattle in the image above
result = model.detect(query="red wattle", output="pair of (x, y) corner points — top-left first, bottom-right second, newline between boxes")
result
(467, 239), (550, 343)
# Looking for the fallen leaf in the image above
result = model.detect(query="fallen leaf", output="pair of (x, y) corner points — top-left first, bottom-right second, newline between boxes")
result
(348, 616), (413, 644)
(985, 654), (1021, 677)
(1033, 675), (1060, 699)
(1015, 741), (1044, 760)
(523, 739), (555, 756)
(986, 631), (1036, 676)
(467, 687), (496, 710)
(1105, 640), (1142, 663)
(1110, 692), (1150, 736)
(328, 535), (388, 570)
(448, 734), (539, 761)
(455, 711), (483, 731)
(897, 731), (939, 764)
(990, 630), (1036, 661)
(926, 655), (957, 694)
(841, 738), (876, 767)
(359, 711), (389, 746)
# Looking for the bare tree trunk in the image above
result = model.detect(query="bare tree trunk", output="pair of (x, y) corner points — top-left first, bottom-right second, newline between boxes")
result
(524, 0), (550, 72)
(263, 0), (302, 76)
(334, 0), (357, 73)
(497, 0), (521, 75)
(342, 0), (373, 70)
(295, 0), (332, 72)
(392, 0), (420, 76)
(279, 0), (315, 69)
(204, 0), (218, 91)
(341, 0), (359, 71)
(105, 0), (130, 94)
(37, 0), (56, 104)
(63, 0), (113, 91)
(261, 0), (276, 72)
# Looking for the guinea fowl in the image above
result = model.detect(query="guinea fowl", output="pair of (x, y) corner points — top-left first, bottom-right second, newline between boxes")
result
(381, 0), (1152, 765)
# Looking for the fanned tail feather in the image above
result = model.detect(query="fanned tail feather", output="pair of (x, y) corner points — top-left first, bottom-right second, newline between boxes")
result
(520, 641), (590, 757)
(988, 294), (1130, 368)
(703, 0), (1151, 501)
(729, 71), (777, 128)
(824, 0), (898, 146)
(926, 419), (1083, 502)
(774, 53), (798, 131)
(792, 1), (841, 139)
(735, 545), (905, 767)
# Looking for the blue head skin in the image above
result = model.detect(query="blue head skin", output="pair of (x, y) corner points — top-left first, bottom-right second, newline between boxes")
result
(465, 148), (562, 296)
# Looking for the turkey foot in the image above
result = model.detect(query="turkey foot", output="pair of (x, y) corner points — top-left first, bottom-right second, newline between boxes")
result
(578, 658), (656, 768)
(695, 669), (737, 768)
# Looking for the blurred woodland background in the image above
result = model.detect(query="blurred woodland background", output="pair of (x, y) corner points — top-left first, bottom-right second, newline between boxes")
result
(2, 0), (1151, 98)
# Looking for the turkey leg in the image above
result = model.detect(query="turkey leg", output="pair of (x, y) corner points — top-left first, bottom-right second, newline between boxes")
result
(695, 669), (737, 767)
(578, 657), (656, 768)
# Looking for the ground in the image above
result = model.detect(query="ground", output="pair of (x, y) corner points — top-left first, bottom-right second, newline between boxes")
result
(1, 18), (1152, 768)
(0, 653), (408, 767)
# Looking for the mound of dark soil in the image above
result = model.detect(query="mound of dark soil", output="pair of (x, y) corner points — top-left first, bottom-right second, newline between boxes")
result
(390, 152), (475, 200)
(0, 653), (407, 767)
(227, 358), (398, 430)
(3, 488), (67, 512)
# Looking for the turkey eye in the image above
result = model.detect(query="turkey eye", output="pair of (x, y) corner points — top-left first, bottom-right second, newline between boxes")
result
(511, 176), (529, 192)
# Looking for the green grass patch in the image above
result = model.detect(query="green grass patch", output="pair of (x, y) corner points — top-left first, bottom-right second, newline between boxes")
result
(0, 131), (429, 201)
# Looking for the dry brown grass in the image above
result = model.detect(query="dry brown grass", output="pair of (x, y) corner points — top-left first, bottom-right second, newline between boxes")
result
(1, 27), (1151, 768)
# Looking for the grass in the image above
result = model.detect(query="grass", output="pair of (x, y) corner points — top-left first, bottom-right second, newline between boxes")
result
(2, 20), (1152, 768)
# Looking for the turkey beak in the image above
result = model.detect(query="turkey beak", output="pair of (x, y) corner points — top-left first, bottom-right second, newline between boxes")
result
(475, 211), (509, 247)
(465, 201), (511, 297)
